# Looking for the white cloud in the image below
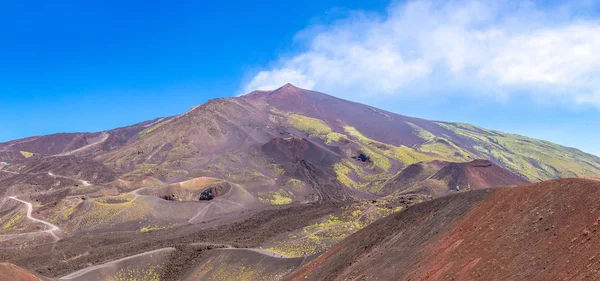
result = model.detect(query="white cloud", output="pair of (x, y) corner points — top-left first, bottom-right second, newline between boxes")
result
(243, 0), (600, 107)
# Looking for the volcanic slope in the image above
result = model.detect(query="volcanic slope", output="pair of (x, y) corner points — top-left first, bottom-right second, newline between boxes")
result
(93, 84), (600, 201)
(1, 84), (600, 280)
(430, 159), (529, 190)
(0, 263), (49, 281)
(287, 178), (600, 281)
(2, 84), (599, 201)
(381, 159), (529, 197)
(0, 116), (175, 162)
(245, 84), (600, 182)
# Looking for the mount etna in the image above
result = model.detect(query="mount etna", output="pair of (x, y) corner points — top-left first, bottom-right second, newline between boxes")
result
(1, 84), (599, 280)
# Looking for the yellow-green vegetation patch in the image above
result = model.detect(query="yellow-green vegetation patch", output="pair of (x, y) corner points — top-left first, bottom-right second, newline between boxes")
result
(140, 224), (173, 233)
(20, 151), (34, 158)
(335, 160), (389, 193)
(61, 201), (80, 221)
(258, 188), (293, 205)
(94, 194), (134, 204)
(419, 139), (472, 161)
(359, 144), (392, 172)
(139, 119), (171, 138)
(333, 162), (358, 189)
(269, 164), (285, 175)
(436, 122), (600, 181)
(325, 132), (347, 144)
(289, 114), (332, 135)
(48, 197), (153, 233)
(344, 125), (434, 169)
(287, 113), (347, 144)
(112, 264), (164, 281)
(347, 123), (458, 166)
(264, 203), (395, 257)
(2, 213), (23, 230)
(406, 122), (436, 140)
(203, 262), (285, 281)
(286, 178), (306, 194)
(384, 145), (435, 167)
(17, 236), (39, 251)
(334, 125), (443, 193)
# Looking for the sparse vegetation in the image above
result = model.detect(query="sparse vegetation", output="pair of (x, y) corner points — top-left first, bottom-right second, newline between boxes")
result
(436, 122), (600, 181)
(139, 119), (171, 138)
(2, 213), (23, 230)
(406, 122), (435, 140)
(140, 224), (171, 233)
(258, 188), (293, 205)
(20, 151), (34, 158)
(289, 114), (332, 135)
(113, 264), (164, 281)
(263, 202), (395, 257)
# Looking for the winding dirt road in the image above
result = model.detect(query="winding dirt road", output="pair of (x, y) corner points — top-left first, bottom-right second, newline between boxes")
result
(59, 247), (176, 280)
(220, 247), (293, 259)
(0, 164), (18, 175)
(7, 196), (61, 241)
(56, 132), (109, 156)
(48, 172), (91, 187)
(190, 243), (298, 259)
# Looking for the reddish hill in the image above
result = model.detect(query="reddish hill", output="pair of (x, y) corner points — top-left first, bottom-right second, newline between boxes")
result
(431, 159), (529, 191)
(287, 178), (600, 281)
(380, 159), (528, 197)
(0, 263), (47, 281)
(379, 160), (447, 195)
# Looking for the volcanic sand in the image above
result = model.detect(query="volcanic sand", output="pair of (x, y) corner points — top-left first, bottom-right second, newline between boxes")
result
(288, 178), (600, 281)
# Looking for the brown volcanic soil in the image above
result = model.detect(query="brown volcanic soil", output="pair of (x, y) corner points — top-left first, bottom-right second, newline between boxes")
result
(287, 178), (600, 281)
(0, 202), (344, 278)
(0, 116), (172, 159)
(379, 160), (447, 195)
(380, 159), (527, 198)
(179, 248), (310, 281)
(0, 156), (117, 198)
(159, 177), (225, 201)
(244, 84), (430, 147)
(0, 263), (48, 281)
(431, 159), (529, 191)
(261, 136), (361, 202)
(1, 84), (599, 281)
(20, 156), (117, 184)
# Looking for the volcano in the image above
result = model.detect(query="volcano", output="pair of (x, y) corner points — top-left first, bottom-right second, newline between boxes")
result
(1, 84), (600, 280)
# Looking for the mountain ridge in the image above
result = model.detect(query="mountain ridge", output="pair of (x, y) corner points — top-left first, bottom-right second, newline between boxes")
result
(2, 84), (600, 186)
(1, 84), (600, 280)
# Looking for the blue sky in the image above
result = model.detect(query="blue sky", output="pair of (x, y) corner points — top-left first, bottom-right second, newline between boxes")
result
(1, 0), (599, 156)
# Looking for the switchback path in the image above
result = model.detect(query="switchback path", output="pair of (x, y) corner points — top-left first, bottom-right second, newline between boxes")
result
(59, 247), (176, 280)
(7, 196), (61, 241)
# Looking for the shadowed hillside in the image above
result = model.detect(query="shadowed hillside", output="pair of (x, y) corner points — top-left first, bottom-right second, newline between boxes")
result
(288, 178), (600, 281)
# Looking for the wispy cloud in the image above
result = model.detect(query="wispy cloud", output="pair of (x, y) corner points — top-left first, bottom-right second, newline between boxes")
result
(243, 0), (600, 107)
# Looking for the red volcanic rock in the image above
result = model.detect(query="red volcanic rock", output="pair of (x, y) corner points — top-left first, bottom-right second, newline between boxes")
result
(272, 137), (310, 159)
(289, 178), (600, 281)
(380, 159), (527, 196)
(431, 159), (529, 191)
(0, 263), (47, 281)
